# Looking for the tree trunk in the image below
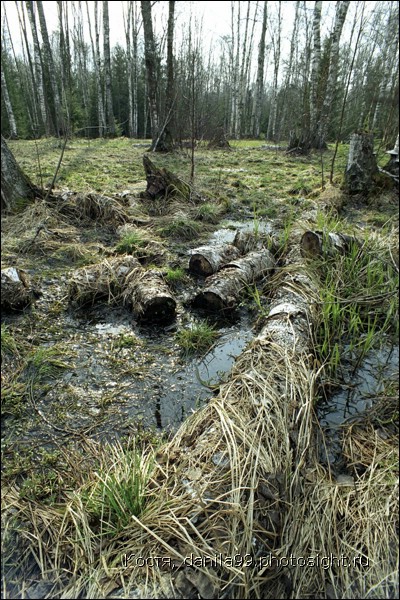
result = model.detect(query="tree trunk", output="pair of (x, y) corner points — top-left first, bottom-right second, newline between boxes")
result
(317, 1), (350, 147)
(154, 0), (175, 152)
(1, 67), (18, 139)
(25, 0), (49, 134)
(141, 0), (160, 149)
(103, 0), (116, 136)
(36, 0), (64, 135)
(345, 132), (378, 194)
(309, 1), (322, 138)
(252, 1), (268, 138)
(266, 1), (282, 141)
(1, 136), (42, 212)
(123, 269), (176, 323)
(193, 250), (275, 312)
(189, 244), (241, 276)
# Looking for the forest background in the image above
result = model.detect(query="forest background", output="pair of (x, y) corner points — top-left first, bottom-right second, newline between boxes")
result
(1, 0), (399, 150)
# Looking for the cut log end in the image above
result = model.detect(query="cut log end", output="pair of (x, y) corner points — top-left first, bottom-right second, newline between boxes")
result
(138, 296), (176, 323)
(189, 255), (214, 276)
(192, 290), (231, 313)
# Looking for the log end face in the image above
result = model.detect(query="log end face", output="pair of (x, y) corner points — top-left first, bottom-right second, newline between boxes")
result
(300, 231), (321, 258)
(139, 296), (177, 323)
(192, 290), (230, 313)
(189, 255), (213, 276)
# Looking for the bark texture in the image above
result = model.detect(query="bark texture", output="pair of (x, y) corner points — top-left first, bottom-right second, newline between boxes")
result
(345, 132), (378, 194)
(193, 250), (275, 312)
(1, 267), (33, 310)
(300, 230), (359, 258)
(189, 244), (241, 276)
(1, 136), (41, 212)
(68, 256), (176, 323)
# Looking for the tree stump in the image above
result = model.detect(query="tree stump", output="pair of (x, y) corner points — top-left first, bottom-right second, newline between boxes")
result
(142, 155), (191, 199)
(345, 132), (378, 194)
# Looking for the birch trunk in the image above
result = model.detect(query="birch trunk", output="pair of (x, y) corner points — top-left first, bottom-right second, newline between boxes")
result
(36, 0), (64, 135)
(25, 0), (49, 134)
(124, 1), (134, 138)
(266, 1), (282, 141)
(141, 0), (160, 149)
(189, 244), (241, 276)
(103, 1), (116, 136)
(317, 1), (350, 147)
(252, 1), (268, 138)
(193, 250), (275, 312)
(310, 1), (322, 137)
(1, 68), (18, 139)
(92, 1), (106, 136)
(301, 230), (359, 258)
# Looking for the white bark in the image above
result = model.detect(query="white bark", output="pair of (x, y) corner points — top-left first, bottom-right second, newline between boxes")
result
(103, 1), (116, 136)
(25, 0), (48, 133)
(1, 68), (18, 138)
(252, 1), (268, 138)
(310, 1), (322, 136)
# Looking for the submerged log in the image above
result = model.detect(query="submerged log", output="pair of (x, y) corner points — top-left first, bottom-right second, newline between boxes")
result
(123, 269), (176, 323)
(68, 256), (176, 323)
(143, 155), (191, 199)
(345, 132), (378, 194)
(300, 230), (359, 258)
(193, 250), (275, 312)
(189, 243), (241, 276)
(1, 267), (33, 310)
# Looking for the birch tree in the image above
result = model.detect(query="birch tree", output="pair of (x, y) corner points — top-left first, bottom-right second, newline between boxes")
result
(36, 0), (64, 134)
(141, 0), (160, 149)
(316, 0), (350, 147)
(1, 66), (18, 139)
(252, 1), (268, 138)
(86, 1), (106, 136)
(25, 0), (49, 133)
(103, 0), (116, 136)
(309, 1), (322, 141)
(266, 1), (282, 141)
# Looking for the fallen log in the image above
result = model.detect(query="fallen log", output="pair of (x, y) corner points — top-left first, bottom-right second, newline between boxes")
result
(119, 249), (318, 599)
(300, 230), (359, 258)
(68, 256), (176, 323)
(192, 250), (275, 312)
(68, 256), (140, 307)
(188, 243), (241, 276)
(122, 269), (177, 323)
(1, 267), (33, 310)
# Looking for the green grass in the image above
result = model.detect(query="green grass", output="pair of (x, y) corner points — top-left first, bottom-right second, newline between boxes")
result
(165, 266), (187, 285)
(1, 324), (19, 360)
(24, 345), (71, 383)
(314, 233), (399, 377)
(82, 441), (152, 533)
(115, 231), (147, 254)
(158, 218), (202, 240)
(194, 201), (223, 223)
(175, 321), (220, 356)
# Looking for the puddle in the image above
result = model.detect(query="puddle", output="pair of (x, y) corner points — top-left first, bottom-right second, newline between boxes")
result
(318, 343), (399, 466)
(210, 219), (273, 245)
(151, 323), (254, 430)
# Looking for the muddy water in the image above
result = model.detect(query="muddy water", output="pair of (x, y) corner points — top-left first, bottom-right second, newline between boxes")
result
(318, 343), (399, 466)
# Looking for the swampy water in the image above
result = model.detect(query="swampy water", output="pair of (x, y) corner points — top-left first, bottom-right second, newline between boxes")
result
(2, 217), (397, 466)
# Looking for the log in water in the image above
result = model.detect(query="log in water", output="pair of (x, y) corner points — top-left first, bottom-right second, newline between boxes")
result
(193, 250), (275, 312)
